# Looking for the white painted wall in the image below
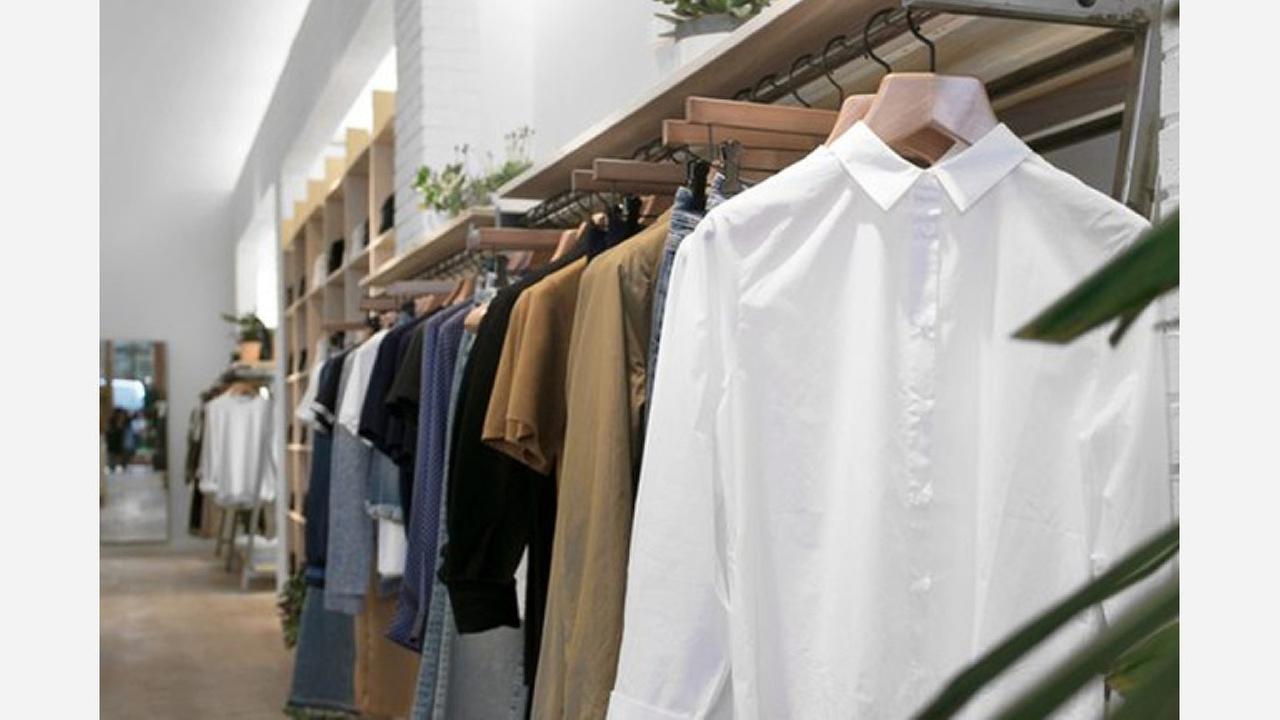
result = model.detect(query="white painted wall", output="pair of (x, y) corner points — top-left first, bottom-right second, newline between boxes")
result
(529, 0), (670, 157)
(101, 195), (234, 540)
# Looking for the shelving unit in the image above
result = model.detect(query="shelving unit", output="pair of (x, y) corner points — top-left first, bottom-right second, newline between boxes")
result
(279, 91), (395, 573)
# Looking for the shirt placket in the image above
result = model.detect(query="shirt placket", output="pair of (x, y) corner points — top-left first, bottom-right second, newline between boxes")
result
(903, 174), (943, 693)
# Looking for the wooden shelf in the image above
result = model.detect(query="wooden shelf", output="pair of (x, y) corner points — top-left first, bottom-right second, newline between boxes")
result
(342, 244), (372, 273)
(279, 91), (394, 585)
(362, 208), (496, 288)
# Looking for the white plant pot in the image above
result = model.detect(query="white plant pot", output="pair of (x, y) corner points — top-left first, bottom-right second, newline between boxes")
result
(655, 13), (747, 72)
(422, 209), (451, 235)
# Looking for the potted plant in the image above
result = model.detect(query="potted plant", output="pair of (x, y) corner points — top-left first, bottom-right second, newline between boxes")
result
(413, 127), (534, 227)
(656, 1), (771, 66)
(222, 313), (270, 363)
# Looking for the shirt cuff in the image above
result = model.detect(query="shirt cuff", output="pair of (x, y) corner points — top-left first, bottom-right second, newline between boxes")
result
(444, 578), (520, 632)
(607, 692), (694, 720)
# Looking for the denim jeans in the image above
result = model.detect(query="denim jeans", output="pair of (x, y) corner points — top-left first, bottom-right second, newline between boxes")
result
(645, 186), (706, 410)
(287, 586), (357, 716)
(366, 447), (403, 523)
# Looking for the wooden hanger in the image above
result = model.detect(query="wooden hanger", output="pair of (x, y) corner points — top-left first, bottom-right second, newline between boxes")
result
(551, 221), (587, 262)
(824, 94), (876, 145)
(684, 96), (837, 136)
(573, 169), (674, 196)
(468, 227), (565, 253)
(450, 275), (476, 305)
(593, 158), (684, 187)
(859, 10), (997, 166)
(225, 380), (260, 397)
(663, 120), (826, 153)
(861, 74), (997, 165)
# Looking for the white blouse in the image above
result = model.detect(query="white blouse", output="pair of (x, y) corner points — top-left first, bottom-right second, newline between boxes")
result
(609, 123), (1172, 719)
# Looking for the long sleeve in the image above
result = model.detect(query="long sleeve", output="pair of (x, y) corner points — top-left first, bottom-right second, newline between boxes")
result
(610, 223), (734, 720)
(1080, 300), (1174, 624)
(439, 287), (541, 632)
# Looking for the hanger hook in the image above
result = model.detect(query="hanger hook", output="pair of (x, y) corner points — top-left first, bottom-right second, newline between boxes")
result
(862, 7), (895, 75)
(787, 55), (813, 108)
(905, 8), (936, 72)
(754, 73), (781, 106)
(820, 36), (847, 106)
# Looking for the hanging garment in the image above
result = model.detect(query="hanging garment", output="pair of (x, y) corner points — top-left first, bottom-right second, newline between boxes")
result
(608, 122), (1171, 720)
(387, 301), (474, 651)
(354, 576), (421, 719)
(360, 315), (432, 521)
(483, 255), (588, 474)
(532, 214), (670, 720)
(303, 351), (352, 587)
(197, 391), (277, 507)
(286, 586), (357, 717)
(646, 187), (707, 412)
(325, 329), (389, 615)
(439, 242), (588, 692)
(411, 327), (477, 718)
(414, 328), (529, 720)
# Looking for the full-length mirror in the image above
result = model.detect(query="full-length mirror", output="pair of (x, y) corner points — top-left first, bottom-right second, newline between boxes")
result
(100, 340), (169, 543)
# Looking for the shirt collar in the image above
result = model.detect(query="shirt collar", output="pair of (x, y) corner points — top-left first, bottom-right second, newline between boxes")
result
(829, 121), (1031, 213)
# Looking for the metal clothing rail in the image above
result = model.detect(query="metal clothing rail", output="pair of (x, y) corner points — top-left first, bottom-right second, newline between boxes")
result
(903, 0), (1163, 215)
(521, 0), (1163, 228)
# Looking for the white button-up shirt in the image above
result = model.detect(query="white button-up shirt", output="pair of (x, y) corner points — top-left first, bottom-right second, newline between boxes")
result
(610, 122), (1171, 719)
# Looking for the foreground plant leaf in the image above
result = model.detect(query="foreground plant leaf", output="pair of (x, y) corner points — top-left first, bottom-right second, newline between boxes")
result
(1014, 211), (1178, 346)
(1107, 620), (1178, 695)
(992, 578), (1178, 719)
(913, 523), (1178, 719)
(1108, 645), (1178, 720)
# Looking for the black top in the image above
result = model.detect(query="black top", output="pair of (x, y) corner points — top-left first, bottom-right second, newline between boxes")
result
(313, 347), (350, 431)
(303, 351), (351, 587)
(357, 316), (427, 455)
(440, 242), (587, 689)
(385, 322), (428, 514)
(385, 322), (426, 464)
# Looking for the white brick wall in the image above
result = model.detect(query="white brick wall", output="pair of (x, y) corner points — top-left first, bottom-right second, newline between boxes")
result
(393, 0), (534, 251)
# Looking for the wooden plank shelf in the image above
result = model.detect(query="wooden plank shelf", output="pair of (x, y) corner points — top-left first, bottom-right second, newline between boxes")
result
(362, 207), (496, 288)
(280, 91), (396, 583)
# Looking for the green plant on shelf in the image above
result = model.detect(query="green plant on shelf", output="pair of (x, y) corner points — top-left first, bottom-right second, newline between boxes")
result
(221, 312), (268, 343)
(655, 0), (771, 23)
(413, 126), (534, 216)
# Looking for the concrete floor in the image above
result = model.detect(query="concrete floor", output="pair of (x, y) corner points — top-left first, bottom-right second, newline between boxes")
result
(100, 467), (169, 543)
(101, 539), (293, 718)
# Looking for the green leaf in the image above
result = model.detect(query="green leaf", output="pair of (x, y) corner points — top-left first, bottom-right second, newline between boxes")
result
(913, 523), (1178, 719)
(1108, 647), (1178, 720)
(1107, 620), (1178, 695)
(1014, 211), (1178, 346)
(992, 578), (1178, 719)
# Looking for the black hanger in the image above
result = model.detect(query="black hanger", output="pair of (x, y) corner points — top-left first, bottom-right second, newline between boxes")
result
(788, 55), (814, 108)
(687, 157), (711, 213)
(821, 35), (848, 106)
(905, 8), (937, 72)
(863, 7), (896, 74)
